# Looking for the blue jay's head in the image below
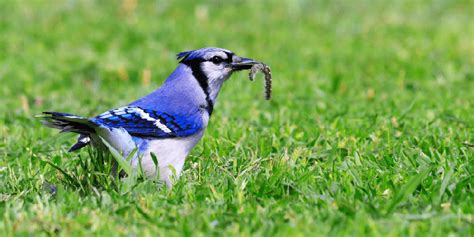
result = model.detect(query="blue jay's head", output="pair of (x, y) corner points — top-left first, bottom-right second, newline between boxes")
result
(177, 47), (259, 103)
(178, 47), (258, 81)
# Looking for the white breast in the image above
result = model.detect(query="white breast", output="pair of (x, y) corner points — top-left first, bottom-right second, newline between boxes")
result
(131, 130), (205, 186)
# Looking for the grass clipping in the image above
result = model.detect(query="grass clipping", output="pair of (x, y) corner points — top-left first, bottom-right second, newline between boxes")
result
(249, 63), (272, 100)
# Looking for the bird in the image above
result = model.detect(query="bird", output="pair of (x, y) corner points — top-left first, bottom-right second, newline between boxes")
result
(40, 47), (260, 186)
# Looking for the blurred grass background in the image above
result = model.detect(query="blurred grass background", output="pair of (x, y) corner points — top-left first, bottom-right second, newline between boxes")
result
(0, 0), (473, 236)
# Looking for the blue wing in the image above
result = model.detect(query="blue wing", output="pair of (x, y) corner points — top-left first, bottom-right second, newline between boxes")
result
(91, 106), (203, 138)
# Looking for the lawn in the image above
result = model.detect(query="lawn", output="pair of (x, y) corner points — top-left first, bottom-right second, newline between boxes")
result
(0, 0), (473, 236)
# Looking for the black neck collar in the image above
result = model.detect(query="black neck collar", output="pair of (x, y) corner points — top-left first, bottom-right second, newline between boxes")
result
(182, 61), (214, 115)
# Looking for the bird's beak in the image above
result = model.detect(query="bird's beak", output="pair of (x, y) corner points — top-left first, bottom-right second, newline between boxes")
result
(231, 57), (259, 71)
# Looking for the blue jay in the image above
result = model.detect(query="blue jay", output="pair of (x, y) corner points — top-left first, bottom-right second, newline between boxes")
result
(41, 47), (259, 186)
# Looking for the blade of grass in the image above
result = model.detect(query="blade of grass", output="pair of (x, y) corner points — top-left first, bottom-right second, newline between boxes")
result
(39, 157), (79, 188)
(434, 167), (454, 206)
(385, 166), (431, 215)
(100, 138), (133, 176)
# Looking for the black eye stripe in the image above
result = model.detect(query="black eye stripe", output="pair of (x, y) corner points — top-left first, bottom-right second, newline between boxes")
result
(224, 52), (234, 62)
(180, 51), (234, 64)
(210, 56), (225, 64)
(208, 54), (233, 64)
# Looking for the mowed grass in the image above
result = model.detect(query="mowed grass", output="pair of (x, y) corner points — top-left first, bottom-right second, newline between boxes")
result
(1, 0), (473, 236)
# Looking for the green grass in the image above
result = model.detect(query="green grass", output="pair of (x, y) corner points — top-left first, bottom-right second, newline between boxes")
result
(1, 0), (473, 236)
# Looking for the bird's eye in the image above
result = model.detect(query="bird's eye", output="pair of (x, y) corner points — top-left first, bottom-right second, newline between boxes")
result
(211, 56), (224, 64)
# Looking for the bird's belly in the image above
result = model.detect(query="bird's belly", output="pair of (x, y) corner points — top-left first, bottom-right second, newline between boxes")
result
(131, 131), (204, 186)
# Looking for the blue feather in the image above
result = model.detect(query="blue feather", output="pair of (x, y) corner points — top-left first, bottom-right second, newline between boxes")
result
(91, 106), (204, 138)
